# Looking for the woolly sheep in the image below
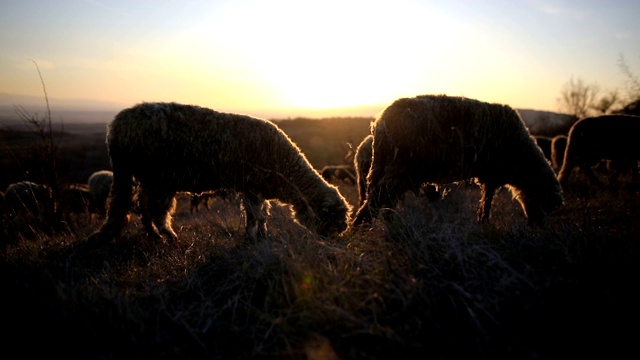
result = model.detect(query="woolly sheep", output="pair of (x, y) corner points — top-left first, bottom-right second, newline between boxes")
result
(61, 184), (92, 212)
(88, 170), (114, 217)
(320, 165), (356, 184)
(533, 135), (553, 162)
(60, 184), (94, 222)
(89, 102), (352, 243)
(350, 95), (564, 228)
(4, 181), (54, 220)
(353, 134), (440, 207)
(557, 114), (640, 189)
(550, 135), (568, 171)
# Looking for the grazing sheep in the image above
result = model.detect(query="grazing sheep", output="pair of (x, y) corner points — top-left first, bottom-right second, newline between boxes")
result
(189, 188), (237, 213)
(88, 170), (114, 217)
(89, 102), (351, 243)
(353, 134), (440, 207)
(320, 164), (356, 184)
(550, 135), (568, 171)
(4, 181), (54, 221)
(350, 95), (563, 229)
(60, 184), (94, 222)
(533, 135), (553, 162)
(557, 114), (640, 189)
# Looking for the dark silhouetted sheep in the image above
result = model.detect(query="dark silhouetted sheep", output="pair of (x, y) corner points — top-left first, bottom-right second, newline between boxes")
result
(350, 95), (563, 229)
(88, 170), (113, 217)
(557, 114), (640, 189)
(353, 134), (440, 207)
(4, 181), (54, 221)
(533, 135), (553, 162)
(60, 184), (94, 222)
(551, 135), (568, 171)
(89, 102), (352, 243)
(320, 165), (356, 184)
(354, 135), (374, 207)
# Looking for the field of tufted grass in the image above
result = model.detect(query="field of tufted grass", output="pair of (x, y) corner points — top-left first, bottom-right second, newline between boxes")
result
(1, 163), (639, 359)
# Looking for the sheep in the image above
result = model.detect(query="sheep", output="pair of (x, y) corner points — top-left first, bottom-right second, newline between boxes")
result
(550, 135), (568, 171)
(88, 170), (114, 217)
(59, 184), (94, 222)
(533, 135), (553, 162)
(557, 114), (640, 189)
(350, 95), (564, 229)
(320, 164), (356, 184)
(4, 181), (54, 221)
(189, 188), (237, 213)
(354, 135), (373, 207)
(88, 102), (352, 243)
(353, 134), (441, 207)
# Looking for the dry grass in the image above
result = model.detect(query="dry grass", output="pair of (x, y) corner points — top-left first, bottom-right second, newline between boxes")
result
(1, 168), (640, 359)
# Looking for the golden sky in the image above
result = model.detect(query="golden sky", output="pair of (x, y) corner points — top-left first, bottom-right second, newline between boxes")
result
(1, 0), (639, 118)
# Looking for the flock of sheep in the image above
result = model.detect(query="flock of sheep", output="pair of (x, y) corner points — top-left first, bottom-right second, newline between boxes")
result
(2, 94), (639, 243)
(1, 170), (114, 226)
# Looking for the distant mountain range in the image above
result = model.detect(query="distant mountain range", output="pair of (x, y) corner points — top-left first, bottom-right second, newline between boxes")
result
(0, 92), (574, 136)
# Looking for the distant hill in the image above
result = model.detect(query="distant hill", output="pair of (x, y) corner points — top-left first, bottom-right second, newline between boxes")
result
(0, 93), (122, 128)
(516, 108), (576, 137)
(0, 92), (575, 136)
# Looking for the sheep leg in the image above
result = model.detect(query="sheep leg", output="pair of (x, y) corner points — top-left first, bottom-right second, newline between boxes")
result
(190, 194), (199, 213)
(242, 194), (267, 241)
(137, 186), (158, 239)
(89, 166), (132, 242)
(143, 187), (178, 242)
(477, 184), (496, 223)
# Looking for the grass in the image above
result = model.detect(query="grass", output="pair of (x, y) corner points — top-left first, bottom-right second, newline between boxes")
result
(2, 171), (639, 359)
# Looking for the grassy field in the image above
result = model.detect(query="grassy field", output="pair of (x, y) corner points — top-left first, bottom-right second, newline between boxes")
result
(1, 119), (639, 359)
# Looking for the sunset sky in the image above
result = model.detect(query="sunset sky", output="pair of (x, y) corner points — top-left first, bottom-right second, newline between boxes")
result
(1, 0), (639, 118)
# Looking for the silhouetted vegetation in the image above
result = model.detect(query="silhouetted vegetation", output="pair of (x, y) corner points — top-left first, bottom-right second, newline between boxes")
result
(1, 116), (639, 359)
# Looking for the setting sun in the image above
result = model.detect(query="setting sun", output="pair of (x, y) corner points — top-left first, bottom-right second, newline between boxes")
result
(203, 0), (497, 110)
(0, 0), (638, 118)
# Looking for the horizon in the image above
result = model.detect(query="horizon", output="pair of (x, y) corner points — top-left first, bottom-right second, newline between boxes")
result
(1, 0), (639, 119)
(0, 91), (574, 122)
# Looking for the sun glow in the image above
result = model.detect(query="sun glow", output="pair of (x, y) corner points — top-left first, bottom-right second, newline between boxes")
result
(203, 0), (466, 110)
